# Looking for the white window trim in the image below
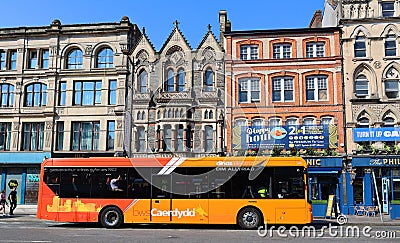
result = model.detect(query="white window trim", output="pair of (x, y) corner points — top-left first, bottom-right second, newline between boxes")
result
(306, 42), (325, 58)
(272, 77), (294, 102)
(240, 45), (259, 60)
(273, 44), (291, 59)
(238, 78), (260, 103)
(306, 76), (328, 101)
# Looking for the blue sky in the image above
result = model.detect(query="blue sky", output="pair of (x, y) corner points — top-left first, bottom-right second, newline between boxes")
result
(1, 1), (324, 50)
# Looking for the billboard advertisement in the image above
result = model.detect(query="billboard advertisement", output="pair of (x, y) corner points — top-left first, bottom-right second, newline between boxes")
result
(232, 124), (337, 150)
(353, 127), (400, 142)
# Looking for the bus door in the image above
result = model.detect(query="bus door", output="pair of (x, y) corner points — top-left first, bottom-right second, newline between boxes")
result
(150, 174), (172, 223)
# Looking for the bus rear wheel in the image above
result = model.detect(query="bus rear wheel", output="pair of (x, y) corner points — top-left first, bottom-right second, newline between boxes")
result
(237, 207), (262, 230)
(100, 206), (123, 228)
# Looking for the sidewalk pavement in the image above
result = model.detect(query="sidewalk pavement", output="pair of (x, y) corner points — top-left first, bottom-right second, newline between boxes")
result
(313, 214), (400, 226)
(1, 205), (400, 226)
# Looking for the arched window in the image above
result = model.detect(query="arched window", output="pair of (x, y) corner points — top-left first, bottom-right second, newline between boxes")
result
(286, 117), (299, 125)
(209, 111), (213, 119)
(157, 110), (161, 119)
(384, 67), (400, 99)
(357, 117), (370, 128)
(234, 118), (247, 127)
(354, 36), (366, 58)
(137, 111), (141, 120)
(204, 110), (209, 119)
(0, 84), (14, 107)
(142, 111), (146, 120)
(25, 83), (47, 107)
(385, 34), (396, 57)
(138, 70), (147, 93)
(204, 68), (214, 91)
(268, 117), (281, 127)
(163, 110), (167, 118)
(204, 125), (213, 152)
(166, 69), (175, 91)
(355, 75), (369, 98)
(321, 116), (334, 125)
(177, 69), (185, 91)
(303, 117), (316, 125)
(175, 109), (179, 118)
(383, 116), (396, 127)
(67, 49), (83, 69)
(252, 118), (265, 127)
(97, 47), (113, 68)
(168, 109), (173, 118)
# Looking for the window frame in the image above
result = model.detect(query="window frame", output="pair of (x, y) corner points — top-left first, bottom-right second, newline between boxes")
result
(0, 122), (11, 151)
(204, 125), (213, 152)
(138, 70), (147, 93)
(56, 121), (64, 151)
(355, 75), (369, 98)
(240, 45), (259, 60)
(354, 36), (367, 58)
(272, 76), (294, 102)
(385, 34), (397, 57)
(9, 50), (17, 70)
(96, 47), (114, 68)
(238, 78), (260, 103)
(0, 50), (5, 70)
(108, 80), (117, 105)
(41, 49), (49, 69)
(73, 80), (102, 106)
(28, 50), (38, 69)
(107, 121), (115, 151)
(382, 1), (395, 17)
(71, 121), (100, 151)
(306, 42), (325, 58)
(25, 83), (47, 107)
(0, 83), (14, 107)
(59, 82), (66, 106)
(305, 75), (328, 101)
(273, 44), (292, 59)
(22, 122), (45, 151)
(67, 49), (83, 69)
(204, 68), (214, 91)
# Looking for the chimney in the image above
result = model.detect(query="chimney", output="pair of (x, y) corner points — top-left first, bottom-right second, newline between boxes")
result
(219, 10), (231, 48)
(309, 10), (322, 28)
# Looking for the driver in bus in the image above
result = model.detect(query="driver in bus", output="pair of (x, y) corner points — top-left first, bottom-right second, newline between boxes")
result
(110, 175), (123, 191)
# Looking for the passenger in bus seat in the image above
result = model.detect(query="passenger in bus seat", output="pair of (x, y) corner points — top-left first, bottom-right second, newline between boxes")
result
(110, 175), (123, 191)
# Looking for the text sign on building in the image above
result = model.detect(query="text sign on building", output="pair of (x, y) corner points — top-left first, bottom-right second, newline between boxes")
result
(233, 125), (331, 150)
(353, 127), (400, 142)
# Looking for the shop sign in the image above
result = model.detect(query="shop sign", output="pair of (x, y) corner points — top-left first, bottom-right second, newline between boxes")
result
(353, 157), (400, 167)
(8, 179), (18, 189)
(353, 127), (400, 142)
(304, 157), (343, 167)
(232, 125), (336, 150)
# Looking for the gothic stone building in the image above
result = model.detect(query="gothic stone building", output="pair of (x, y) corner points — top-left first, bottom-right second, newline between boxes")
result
(127, 22), (225, 157)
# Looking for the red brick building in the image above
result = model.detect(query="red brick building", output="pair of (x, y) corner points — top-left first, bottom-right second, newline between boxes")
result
(221, 13), (344, 156)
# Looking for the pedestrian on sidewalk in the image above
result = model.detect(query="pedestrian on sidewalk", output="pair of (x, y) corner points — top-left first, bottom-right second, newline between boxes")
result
(8, 187), (17, 215)
(0, 190), (7, 216)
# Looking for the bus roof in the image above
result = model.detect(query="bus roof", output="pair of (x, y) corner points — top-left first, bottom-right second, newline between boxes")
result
(42, 156), (307, 168)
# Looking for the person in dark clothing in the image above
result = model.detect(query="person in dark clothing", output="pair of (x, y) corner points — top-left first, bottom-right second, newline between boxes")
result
(8, 187), (17, 215)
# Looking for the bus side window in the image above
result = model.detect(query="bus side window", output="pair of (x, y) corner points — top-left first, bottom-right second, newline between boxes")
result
(44, 170), (60, 195)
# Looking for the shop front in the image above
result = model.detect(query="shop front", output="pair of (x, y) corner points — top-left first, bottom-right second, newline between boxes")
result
(0, 152), (50, 204)
(304, 157), (343, 217)
(347, 156), (400, 219)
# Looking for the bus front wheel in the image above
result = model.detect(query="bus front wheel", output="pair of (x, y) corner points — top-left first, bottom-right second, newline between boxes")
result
(237, 207), (262, 230)
(99, 206), (123, 228)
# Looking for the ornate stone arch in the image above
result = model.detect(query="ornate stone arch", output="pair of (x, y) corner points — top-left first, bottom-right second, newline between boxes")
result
(350, 25), (371, 39)
(380, 24), (399, 38)
(381, 105), (400, 121)
(353, 63), (377, 97)
(354, 107), (378, 124)
(92, 43), (116, 57)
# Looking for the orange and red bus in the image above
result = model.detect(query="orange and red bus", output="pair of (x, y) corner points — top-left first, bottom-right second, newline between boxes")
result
(37, 156), (312, 229)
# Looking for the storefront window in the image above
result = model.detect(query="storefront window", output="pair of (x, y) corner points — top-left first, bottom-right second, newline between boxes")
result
(393, 180), (400, 200)
(309, 175), (337, 201)
(353, 179), (364, 204)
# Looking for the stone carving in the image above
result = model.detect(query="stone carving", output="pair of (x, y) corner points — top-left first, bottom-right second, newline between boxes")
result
(373, 61), (381, 69)
(386, 67), (399, 78)
(85, 45), (92, 55)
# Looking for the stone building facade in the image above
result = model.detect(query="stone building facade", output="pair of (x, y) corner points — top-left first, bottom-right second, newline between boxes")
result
(127, 22), (225, 157)
(0, 17), (139, 203)
(323, 0), (400, 217)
